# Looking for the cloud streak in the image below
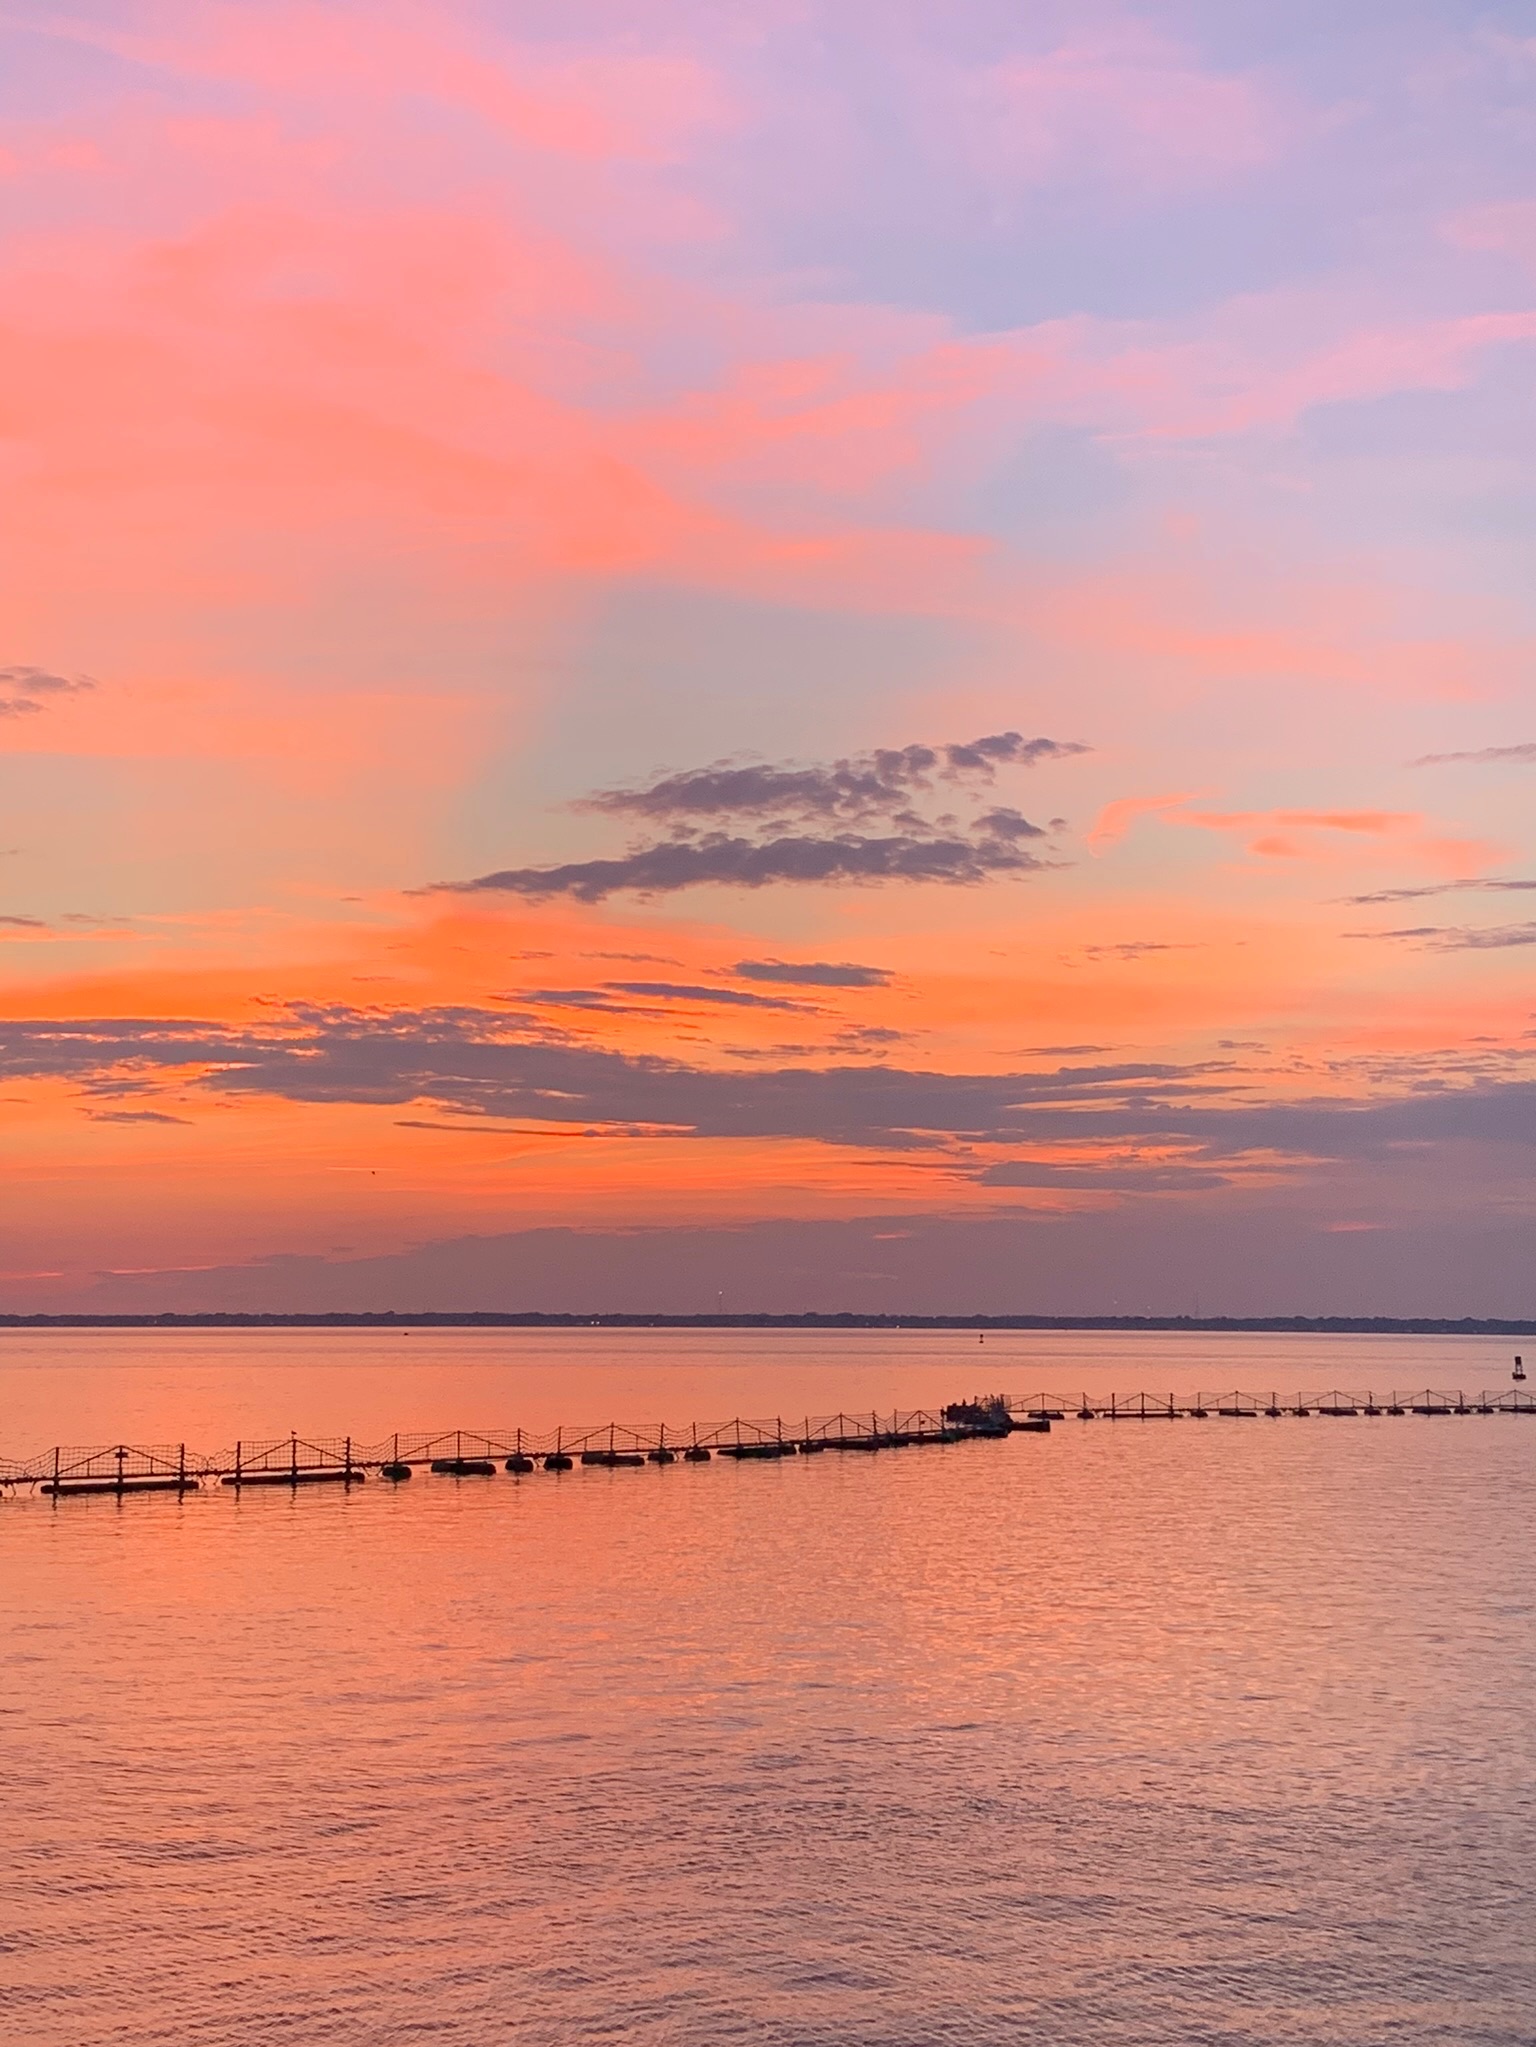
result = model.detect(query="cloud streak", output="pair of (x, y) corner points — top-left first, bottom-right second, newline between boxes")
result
(733, 959), (891, 988)
(0, 665), (95, 717)
(1348, 922), (1536, 952)
(1345, 878), (1536, 905)
(1413, 745), (1536, 767)
(437, 826), (1053, 901)
(520, 981), (812, 1014)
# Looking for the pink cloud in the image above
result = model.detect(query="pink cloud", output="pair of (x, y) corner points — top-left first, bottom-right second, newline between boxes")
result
(32, 2), (734, 163)
(1185, 810), (1417, 835)
(959, 28), (1285, 191)
(1086, 793), (1197, 852)
(1173, 808), (1504, 876)
(1443, 200), (1536, 271)
(1126, 307), (1536, 440)
(625, 286), (1536, 527)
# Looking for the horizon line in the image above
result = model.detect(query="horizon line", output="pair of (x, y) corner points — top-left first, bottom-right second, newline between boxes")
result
(2, 1312), (1534, 1336)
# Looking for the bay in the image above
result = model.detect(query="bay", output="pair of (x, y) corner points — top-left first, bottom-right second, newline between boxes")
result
(2, 1329), (1532, 2046)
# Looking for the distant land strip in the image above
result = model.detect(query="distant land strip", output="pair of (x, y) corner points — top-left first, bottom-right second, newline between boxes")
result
(3, 1313), (1536, 1336)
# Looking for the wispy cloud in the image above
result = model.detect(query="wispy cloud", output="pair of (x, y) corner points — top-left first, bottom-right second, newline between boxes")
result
(1347, 923), (1536, 952)
(1412, 744), (1536, 766)
(516, 980), (810, 1014)
(733, 959), (891, 988)
(1071, 941), (1194, 963)
(1345, 878), (1536, 905)
(88, 1108), (193, 1125)
(976, 1158), (1230, 1193)
(604, 980), (813, 1011)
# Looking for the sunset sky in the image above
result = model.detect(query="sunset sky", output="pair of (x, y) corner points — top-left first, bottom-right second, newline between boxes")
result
(3, 0), (1536, 1314)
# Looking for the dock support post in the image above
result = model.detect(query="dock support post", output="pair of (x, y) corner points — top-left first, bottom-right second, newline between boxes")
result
(344, 1436), (353, 1485)
(290, 1432), (298, 1486)
(178, 1443), (186, 1492)
(116, 1445), (125, 1497)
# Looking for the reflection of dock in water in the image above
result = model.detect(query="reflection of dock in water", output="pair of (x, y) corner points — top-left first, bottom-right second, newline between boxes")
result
(7, 1386), (1534, 1499)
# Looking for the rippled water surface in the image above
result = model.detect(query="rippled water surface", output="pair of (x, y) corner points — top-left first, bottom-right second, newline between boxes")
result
(3, 1328), (1534, 2045)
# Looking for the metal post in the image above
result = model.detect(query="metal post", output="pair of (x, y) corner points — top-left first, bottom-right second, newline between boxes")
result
(235, 1440), (242, 1486)
(178, 1443), (186, 1491)
(116, 1445), (125, 1496)
(344, 1436), (352, 1485)
(290, 1432), (298, 1485)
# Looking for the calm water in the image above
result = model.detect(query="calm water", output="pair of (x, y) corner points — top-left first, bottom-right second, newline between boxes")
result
(2, 1329), (1533, 2046)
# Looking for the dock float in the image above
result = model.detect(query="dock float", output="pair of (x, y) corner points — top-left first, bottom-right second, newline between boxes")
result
(42, 1475), (200, 1496)
(222, 1467), (363, 1487)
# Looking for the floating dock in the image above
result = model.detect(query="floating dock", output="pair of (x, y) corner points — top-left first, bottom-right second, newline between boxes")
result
(4, 1388), (1533, 1500)
(3, 1407), (998, 1496)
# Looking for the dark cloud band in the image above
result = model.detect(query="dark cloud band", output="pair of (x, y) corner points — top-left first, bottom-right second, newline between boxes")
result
(427, 730), (1081, 900)
(5, 1007), (1534, 1178)
(582, 733), (1087, 826)
(438, 829), (1049, 901)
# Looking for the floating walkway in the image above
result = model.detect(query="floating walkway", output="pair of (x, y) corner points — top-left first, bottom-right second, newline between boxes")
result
(3, 1408), (995, 1496)
(1006, 1387), (1536, 1421)
(5, 1388), (1534, 1498)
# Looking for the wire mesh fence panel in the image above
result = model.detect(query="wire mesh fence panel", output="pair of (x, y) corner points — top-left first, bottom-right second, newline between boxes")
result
(22, 1443), (200, 1483)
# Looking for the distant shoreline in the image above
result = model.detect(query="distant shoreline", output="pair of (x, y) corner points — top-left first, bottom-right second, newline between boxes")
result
(2, 1312), (1534, 1336)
